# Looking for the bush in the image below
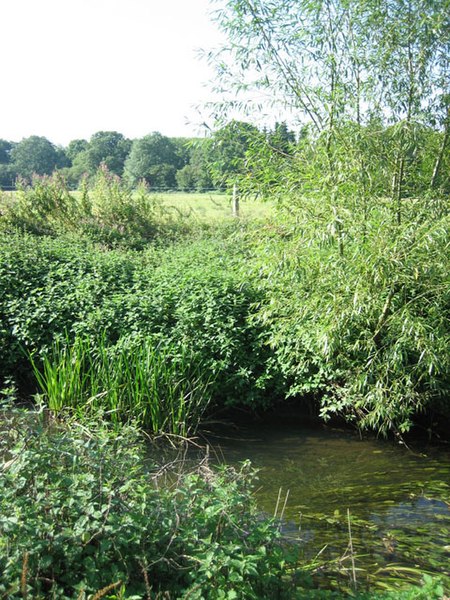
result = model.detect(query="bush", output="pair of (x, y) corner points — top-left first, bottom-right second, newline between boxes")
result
(0, 168), (172, 249)
(0, 403), (293, 599)
(0, 233), (281, 417)
(248, 208), (450, 434)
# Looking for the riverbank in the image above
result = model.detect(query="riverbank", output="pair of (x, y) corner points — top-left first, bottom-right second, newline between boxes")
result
(0, 176), (449, 596)
(0, 402), (448, 599)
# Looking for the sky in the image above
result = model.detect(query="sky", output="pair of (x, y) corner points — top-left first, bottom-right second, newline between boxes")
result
(0, 0), (225, 146)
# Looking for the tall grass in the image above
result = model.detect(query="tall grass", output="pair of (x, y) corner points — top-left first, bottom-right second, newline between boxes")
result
(30, 336), (213, 437)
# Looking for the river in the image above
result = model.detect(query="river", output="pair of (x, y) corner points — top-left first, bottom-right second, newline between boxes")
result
(201, 419), (450, 591)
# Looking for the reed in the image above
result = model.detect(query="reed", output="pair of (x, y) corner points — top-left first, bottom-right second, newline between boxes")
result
(30, 336), (213, 436)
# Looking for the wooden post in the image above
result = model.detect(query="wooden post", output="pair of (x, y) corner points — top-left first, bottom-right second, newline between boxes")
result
(232, 183), (240, 217)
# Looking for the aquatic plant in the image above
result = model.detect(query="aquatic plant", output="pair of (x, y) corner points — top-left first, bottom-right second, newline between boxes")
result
(30, 335), (213, 437)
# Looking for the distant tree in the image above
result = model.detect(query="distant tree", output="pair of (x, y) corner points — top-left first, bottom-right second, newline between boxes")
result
(124, 132), (184, 188)
(85, 131), (131, 176)
(55, 146), (70, 170)
(268, 122), (296, 154)
(0, 140), (17, 188)
(207, 121), (262, 189)
(65, 139), (89, 163)
(10, 136), (64, 179)
(175, 164), (197, 191)
(0, 165), (17, 189)
(0, 140), (15, 164)
(176, 139), (214, 191)
(172, 137), (192, 167)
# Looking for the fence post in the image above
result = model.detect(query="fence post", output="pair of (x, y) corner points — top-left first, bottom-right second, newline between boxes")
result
(232, 183), (240, 217)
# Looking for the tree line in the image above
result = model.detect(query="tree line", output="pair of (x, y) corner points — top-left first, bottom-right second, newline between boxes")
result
(0, 122), (296, 192)
(2, 112), (448, 203)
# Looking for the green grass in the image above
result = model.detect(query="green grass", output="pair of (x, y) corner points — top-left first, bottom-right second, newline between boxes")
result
(30, 336), (214, 437)
(154, 191), (274, 221)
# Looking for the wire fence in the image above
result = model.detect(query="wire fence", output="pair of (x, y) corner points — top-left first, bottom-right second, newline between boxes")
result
(0, 185), (228, 194)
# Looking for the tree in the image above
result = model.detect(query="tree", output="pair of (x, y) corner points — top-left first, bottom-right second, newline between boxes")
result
(10, 136), (65, 179)
(206, 120), (263, 189)
(85, 131), (131, 177)
(210, 0), (450, 227)
(268, 122), (296, 154)
(0, 140), (17, 188)
(176, 139), (214, 191)
(65, 139), (89, 163)
(124, 132), (184, 188)
(0, 140), (15, 165)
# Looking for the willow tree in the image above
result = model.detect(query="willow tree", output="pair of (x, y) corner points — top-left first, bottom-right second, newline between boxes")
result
(365, 0), (450, 223)
(207, 0), (450, 434)
(208, 0), (450, 228)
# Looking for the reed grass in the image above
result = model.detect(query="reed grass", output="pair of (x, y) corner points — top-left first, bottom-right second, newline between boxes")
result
(30, 336), (213, 436)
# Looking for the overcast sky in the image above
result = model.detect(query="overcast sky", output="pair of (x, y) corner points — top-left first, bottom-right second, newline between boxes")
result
(0, 0), (224, 146)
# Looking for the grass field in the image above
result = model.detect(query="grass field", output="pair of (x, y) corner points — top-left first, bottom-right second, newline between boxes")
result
(155, 191), (274, 220)
(0, 189), (275, 221)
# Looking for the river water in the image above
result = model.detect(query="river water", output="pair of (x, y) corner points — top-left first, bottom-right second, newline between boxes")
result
(202, 420), (450, 590)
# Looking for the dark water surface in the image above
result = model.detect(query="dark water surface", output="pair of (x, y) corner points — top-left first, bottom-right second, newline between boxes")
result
(203, 421), (450, 589)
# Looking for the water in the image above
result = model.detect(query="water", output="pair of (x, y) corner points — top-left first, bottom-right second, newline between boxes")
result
(203, 420), (450, 589)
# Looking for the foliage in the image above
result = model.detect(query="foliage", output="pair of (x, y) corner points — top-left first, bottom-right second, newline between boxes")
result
(2, 172), (83, 235)
(0, 168), (169, 248)
(205, 120), (263, 190)
(84, 131), (132, 177)
(9, 135), (67, 180)
(31, 335), (214, 436)
(124, 132), (187, 189)
(0, 227), (280, 415)
(175, 139), (215, 191)
(0, 404), (295, 599)
(0, 140), (16, 188)
(246, 202), (450, 434)
(84, 166), (164, 248)
(0, 139), (15, 164)
(0, 163), (17, 189)
(1, 185), (449, 434)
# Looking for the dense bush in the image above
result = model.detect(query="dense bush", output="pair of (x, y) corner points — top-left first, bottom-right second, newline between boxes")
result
(0, 169), (181, 249)
(0, 231), (280, 420)
(246, 206), (450, 434)
(0, 174), (448, 436)
(0, 403), (293, 599)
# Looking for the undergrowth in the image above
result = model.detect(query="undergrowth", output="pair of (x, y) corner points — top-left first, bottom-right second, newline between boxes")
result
(0, 402), (296, 599)
(0, 174), (448, 435)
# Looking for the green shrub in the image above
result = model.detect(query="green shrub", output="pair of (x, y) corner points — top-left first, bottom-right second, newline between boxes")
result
(0, 233), (280, 414)
(0, 168), (175, 249)
(0, 404), (294, 599)
(248, 209), (450, 434)
(1, 173), (82, 236)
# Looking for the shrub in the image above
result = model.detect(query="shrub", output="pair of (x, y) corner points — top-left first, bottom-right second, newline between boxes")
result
(248, 209), (450, 434)
(0, 404), (294, 599)
(0, 233), (281, 415)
